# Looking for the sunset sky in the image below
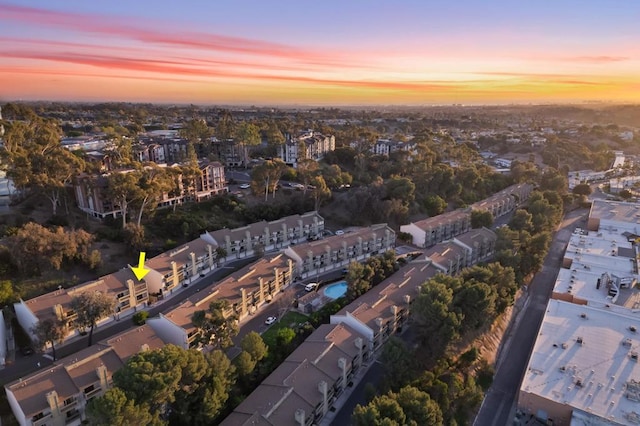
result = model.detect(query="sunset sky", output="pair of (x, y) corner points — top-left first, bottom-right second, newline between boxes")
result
(0, 0), (638, 105)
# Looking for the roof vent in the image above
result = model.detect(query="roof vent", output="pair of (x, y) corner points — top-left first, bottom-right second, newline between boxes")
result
(631, 326), (637, 333)
(624, 338), (633, 347)
(577, 337), (584, 345)
(580, 313), (588, 319)
(631, 352), (638, 362)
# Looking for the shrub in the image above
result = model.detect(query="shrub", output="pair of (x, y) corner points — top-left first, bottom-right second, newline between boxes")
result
(132, 311), (149, 325)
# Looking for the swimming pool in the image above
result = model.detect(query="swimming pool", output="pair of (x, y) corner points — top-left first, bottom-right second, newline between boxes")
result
(323, 281), (347, 299)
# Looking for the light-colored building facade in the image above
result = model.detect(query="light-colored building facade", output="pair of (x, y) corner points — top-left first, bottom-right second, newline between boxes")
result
(221, 323), (369, 426)
(283, 224), (396, 280)
(14, 268), (147, 344)
(148, 254), (294, 349)
(202, 211), (325, 260)
(401, 209), (472, 248)
(401, 183), (532, 248)
(73, 162), (227, 220)
(220, 226), (497, 426)
(278, 131), (335, 168)
(372, 139), (417, 157)
(5, 325), (165, 426)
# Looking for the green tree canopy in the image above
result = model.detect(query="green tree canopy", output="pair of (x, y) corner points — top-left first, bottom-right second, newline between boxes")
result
(86, 388), (162, 426)
(70, 291), (115, 346)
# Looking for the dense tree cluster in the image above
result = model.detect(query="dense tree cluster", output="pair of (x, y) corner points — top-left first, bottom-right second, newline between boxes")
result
(6, 222), (99, 275)
(345, 250), (398, 300)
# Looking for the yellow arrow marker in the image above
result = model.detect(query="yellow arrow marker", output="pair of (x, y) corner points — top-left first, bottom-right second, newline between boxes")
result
(131, 252), (150, 281)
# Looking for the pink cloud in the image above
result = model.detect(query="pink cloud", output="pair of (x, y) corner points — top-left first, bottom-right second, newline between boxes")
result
(0, 3), (364, 68)
(0, 49), (468, 93)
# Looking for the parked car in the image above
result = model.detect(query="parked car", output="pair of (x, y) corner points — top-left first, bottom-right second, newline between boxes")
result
(239, 183), (251, 189)
(305, 282), (318, 292)
(20, 346), (34, 356)
(335, 230), (345, 236)
(265, 316), (277, 325)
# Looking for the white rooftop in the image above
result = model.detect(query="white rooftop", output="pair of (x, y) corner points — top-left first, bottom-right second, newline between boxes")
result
(554, 228), (640, 310)
(521, 299), (640, 425)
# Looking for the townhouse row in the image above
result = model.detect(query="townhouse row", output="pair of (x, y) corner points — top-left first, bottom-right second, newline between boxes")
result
(5, 223), (398, 426)
(222, 226), (498, 426)
(401, 183), (533, 248)
(14, 211), (325, 345)
(6, 325), (166, 426)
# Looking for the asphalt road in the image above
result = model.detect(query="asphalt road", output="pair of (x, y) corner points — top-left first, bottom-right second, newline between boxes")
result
(473, 208), (588, 426)
(0, 257), (258, 386)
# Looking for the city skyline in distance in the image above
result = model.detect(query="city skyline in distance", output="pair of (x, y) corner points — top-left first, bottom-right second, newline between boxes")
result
(1, 0), (639, 106)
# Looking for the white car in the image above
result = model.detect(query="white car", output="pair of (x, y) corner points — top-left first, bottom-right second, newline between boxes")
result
(305, 282), (318, 292)
(239, 183), (251, 189)
(335, 230), (345, 236)
(265, 316), (277, 325)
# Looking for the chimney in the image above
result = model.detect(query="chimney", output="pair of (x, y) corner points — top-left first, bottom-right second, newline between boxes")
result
(295, 409), (306, 426)
(375, 317), (384, 329)
(240, 288), (248, 317)
(338, 357), (348, 390)
(355, 337), (364, 362)
(259, 277), (265, 304)
(404, 294), (411, 305)
(171, 261), (179, 288)
(190, 252), (197, 276)
(207, 245), (214, 268)
(318, 381), (328, 416)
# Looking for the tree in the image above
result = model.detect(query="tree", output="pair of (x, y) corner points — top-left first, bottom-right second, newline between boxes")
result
(236, 122), (261, 167)
(422, 194), (448, 216)
(379, 337), (415, 391)
(192, 300), (238, 349)
(234, 350), (256, 377)
(310, 175), (331, 210)
(179, 119), (213, 156)
(32, 318), (66, 361)
(346, 261), (374, 300)
(85, 388), (162, 426)
(70, 291), (115, 346)
(470, 210), (493, 229)
(241, 331), (268, 363)
(297, 159), (319, 196)
(106, 171), (141, 228)
(620, 189), (633, 200)
(352, 394), (406, 426)
(0, 280), (14, 306)
(395, 386), (443, 426)
(385, 175), (415, 205)
(132, 165), (173, 226)
(275, 327), (296, 348)
(572, 183), (592, 197)
(215, 247), (227, 265)
(412, 277), (462, 363)
(0, 117), (85, 215)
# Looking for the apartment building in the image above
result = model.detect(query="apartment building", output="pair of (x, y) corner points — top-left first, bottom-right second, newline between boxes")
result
(220, 226), (496, 425)
(278, 131), (335, 168)
(372, 139), (417, 157)
(401, 209), (472, 248)
(144, 236), (219, 295)
(331, 259), (438, 353)
(148, 254), (294, 349)
(401, 183), (533, 248)
(221, 322), (369, 426)
(202, 211), (325, 260)
(470, 183), (533, 219)
(14, 268), (147, 344)
(283, 224), (396, 280)
(453, 227), (498, 265)
(73, 161), (227, 220)
(5, 325), (165, 426)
